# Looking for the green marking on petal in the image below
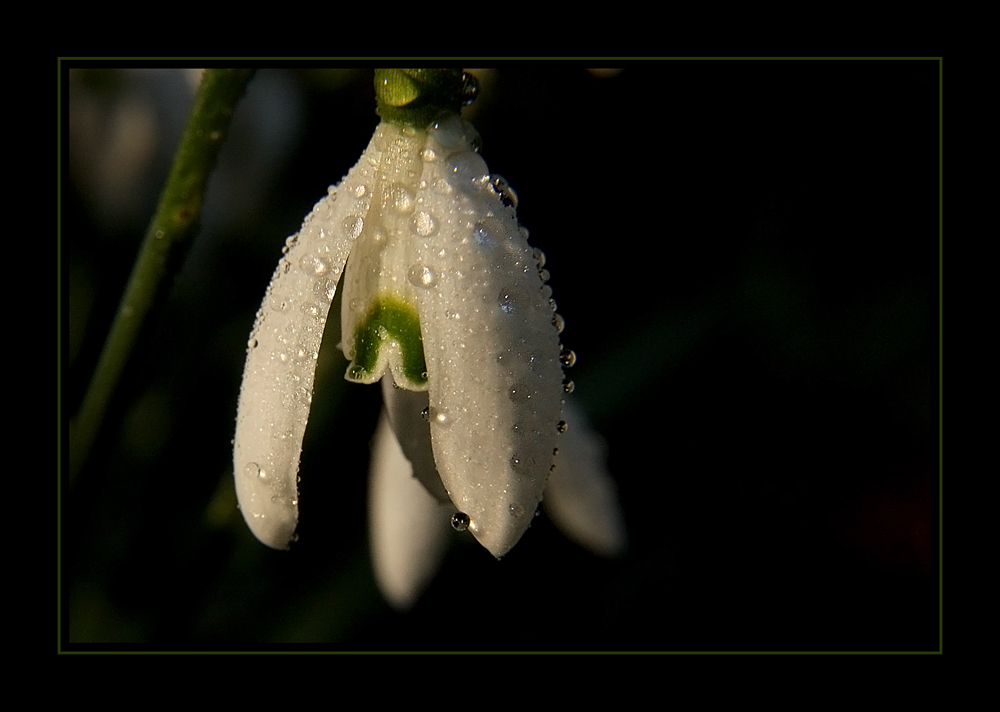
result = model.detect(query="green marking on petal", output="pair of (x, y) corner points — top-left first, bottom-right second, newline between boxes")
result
(374, 68), (471, 129)
(347, 295), (428, 389)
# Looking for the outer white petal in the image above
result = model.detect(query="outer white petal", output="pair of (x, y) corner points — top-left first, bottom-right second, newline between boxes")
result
(410, 117), (565, 558)
(338, 120), (564, 557)
(368, 408), (451, 610)
(543, 398), (627, 557)
(232, 132), (384, 549)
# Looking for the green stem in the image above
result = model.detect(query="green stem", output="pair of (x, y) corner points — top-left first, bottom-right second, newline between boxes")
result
(69, 68), (256, 481)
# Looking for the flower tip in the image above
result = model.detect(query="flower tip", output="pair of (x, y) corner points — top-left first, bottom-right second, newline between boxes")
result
(369, 411), (449, 609)
(239, 497), (298, 551)
(233, 460), (299, 550)
(543, 400), (627, 558)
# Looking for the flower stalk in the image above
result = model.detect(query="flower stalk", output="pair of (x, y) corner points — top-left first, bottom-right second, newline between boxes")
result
(70, 68), (256, 480)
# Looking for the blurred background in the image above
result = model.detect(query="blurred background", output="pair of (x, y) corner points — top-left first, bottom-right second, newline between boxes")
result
(63, 62), (939, 650)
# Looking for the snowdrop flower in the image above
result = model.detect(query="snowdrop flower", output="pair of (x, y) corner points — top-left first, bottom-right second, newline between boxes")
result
(233, 69), (624, 588)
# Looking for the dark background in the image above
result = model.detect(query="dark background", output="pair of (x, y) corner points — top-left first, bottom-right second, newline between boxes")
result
(63, 62), (939, 651)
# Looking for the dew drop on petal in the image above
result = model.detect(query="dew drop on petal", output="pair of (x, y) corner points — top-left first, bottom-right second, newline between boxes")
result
(449, 152), (489, 187)
(508, 381), (533, 403)
(559, 348), (577, 368)
(411, 211), (438, 237)
(532, 247), (546, 269)
(407, 264), (437, 289)
(300, 254), (328, 275)
(474, 218), (503, 249)
(498, 289), (517, 314)
(429, 115), (470, 151)
(243, 462), (262, 479)
(461, 72), (479, 105)
(391, 183), (415, 213)
(269, 295), (289, 312)
(432, 408), (450, 427)
(313, 278), (337, 302)
(451, 512), (470, 532)
(342, 215), (364, 239)
(490, 174), (518, 208)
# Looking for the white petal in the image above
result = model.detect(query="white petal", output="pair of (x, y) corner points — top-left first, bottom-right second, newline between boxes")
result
(368, 409), (450, 610)
(410, 116), (565, 558)
(544, 398), (627, 557)
(232, 132), (384, 549)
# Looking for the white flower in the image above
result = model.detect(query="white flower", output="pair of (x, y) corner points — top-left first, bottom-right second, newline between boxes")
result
(233, 70), (624, 591)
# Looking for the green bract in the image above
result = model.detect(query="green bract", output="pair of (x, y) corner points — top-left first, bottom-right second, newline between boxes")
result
(374, 68), (471, 129)
(347, 296), (427, 388)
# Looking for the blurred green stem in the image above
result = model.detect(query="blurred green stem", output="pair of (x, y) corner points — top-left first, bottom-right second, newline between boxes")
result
(70, 68), (256, 481)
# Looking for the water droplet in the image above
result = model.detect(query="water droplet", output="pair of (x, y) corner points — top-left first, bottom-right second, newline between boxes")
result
(314, 278), (337, 302)
(411, 211), (438, 237)
(430, 115), (466, 150)
(538, 268), (551, 283)
(473, 218), (503, 249)
(562, 378), (575, 394)
(248, 338), (258, 349)
(498, 289), (517, 314)
(421, 406), (430, 422)
(342, 215), (364, 239)
(407, 264), (437, 289)
(391, 183), (414, 213)
(421, 147), (438, 161)
(432, 408), (450, 427)
(244, 462), (262, 479)
(354, 184), (367, 198)
(557, 420), (569, 433)
(490, 174), (519, 208)
(532, 247), (546, 269)
(510, 454), (523, 470)
(299, 254), (328, 275)
(509, 502), (525, 518)
(451, 512), (470, 532)
(449, 152), (489, 187)
(461, 72), (479, 105)
(269, 295), (289, 312)
(508, 381), (533, 403)
(552, 313), (565, 333)
(559, 348), (577, 368)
